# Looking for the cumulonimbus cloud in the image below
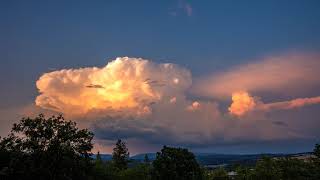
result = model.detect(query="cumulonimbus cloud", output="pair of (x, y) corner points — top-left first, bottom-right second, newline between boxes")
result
(33, 54), (320, 151)
(36, 57), (191, 118)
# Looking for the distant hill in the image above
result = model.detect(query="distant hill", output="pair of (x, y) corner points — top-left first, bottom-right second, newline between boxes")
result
(130, 153), (157, 161)
(92, 152), (313, 166)
(90, 154), (112, 161)
(195, 153), (282, 166)
(129, 153), (275, 165)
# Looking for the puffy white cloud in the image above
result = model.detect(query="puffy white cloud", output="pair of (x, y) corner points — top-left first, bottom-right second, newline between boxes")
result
(36, 57), (191, 118)
(186, 101), (201, 111)
(228, 91), (257, 117)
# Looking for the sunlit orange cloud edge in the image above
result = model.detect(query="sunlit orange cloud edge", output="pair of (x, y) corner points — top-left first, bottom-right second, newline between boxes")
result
(229, 91), (320, 117)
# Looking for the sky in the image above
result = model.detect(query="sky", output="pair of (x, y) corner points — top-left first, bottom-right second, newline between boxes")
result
(1, 0), (320, 154)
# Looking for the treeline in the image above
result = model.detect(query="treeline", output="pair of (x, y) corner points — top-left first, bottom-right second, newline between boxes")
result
(207, 153), (320, 180)
(0, 114), (319, 180)
(93, 140), (202, 180)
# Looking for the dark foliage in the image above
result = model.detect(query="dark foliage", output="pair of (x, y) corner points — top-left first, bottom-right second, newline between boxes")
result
(0, 114), (94, 180)
(112, 139), (130, 170)
(144, 154), (150, 164)
(314, 143), (320, 158)
(152, 146), (203, 180)
(234, 153), (320, 180)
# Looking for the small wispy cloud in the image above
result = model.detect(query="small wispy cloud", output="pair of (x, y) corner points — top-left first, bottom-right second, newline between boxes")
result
(183, 2), (193, 16)
(169, 0), (193, 17)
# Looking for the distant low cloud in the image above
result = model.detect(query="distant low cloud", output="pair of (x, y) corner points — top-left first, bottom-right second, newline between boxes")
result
(228, 91), (320, 117)
(192, 53), (320, 99)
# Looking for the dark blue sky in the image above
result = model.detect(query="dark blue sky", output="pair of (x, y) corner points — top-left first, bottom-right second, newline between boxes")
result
(1, 0), (320, 153)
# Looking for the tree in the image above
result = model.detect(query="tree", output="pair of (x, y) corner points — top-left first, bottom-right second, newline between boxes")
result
(311, 143), (320, 179)
(92, 151), (112, 180)
(313, 144), (320, 158)
(0, 114), (94, 180)
(235, 166), (255, 180)
(112, 139), (129, 170)
(96, 151), (103, 163)
(254, 157), (281, 180)
(276, 157), (313, 180)
(211, 168), (229, 180)
(152, 146), (202, 180)
(118, 163), (152, 180)
(144, 154), (150, 164)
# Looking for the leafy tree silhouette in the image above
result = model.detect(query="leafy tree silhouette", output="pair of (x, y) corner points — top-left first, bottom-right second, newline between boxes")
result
(0, 114), (94, 180)
(152, 146), (202, 180)
(112, 139), (129, 170)
(144, 154), (150, 164)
